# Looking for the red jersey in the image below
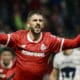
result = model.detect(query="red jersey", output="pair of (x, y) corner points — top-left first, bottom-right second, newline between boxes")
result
(0, 60), (15, 80)
(0, 30), (80, 80)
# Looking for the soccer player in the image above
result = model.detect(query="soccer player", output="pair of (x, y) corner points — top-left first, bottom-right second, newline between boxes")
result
(49, 49), (80, 80)
(0, 47), (15, 80)
(0, 10), (80, 80)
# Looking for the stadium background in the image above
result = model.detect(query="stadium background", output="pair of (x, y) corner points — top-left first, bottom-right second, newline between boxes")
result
(0, 0), (80, 37)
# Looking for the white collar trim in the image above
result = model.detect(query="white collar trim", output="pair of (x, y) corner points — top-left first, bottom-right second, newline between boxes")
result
(27, 32), (42, 43)
(0, 60), (13, 69)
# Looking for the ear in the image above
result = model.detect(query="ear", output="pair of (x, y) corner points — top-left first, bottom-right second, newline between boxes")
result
(25, 23), (30, 30)
(26, 21), (31, 29)
(27, 23), (30, 28)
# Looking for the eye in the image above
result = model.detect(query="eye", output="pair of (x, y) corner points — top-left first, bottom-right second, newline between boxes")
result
(39, 19), (43, 22)
(33, 19), (37, 22)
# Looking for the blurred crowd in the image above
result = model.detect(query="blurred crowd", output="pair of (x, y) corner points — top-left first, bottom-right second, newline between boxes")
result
(0, 0), (80, 37)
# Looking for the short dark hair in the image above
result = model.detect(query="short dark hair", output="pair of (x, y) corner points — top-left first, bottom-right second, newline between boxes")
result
(0, 47), (16, 57)
(27, 10), (46, 20)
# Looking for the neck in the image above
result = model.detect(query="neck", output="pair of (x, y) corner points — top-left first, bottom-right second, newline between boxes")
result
(29, 31), (41, 41)
(63, 53), (72, 56)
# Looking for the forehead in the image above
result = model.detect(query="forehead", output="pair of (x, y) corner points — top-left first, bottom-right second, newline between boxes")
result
(1, 51), (12, 55)
(29, 14), (44, 20)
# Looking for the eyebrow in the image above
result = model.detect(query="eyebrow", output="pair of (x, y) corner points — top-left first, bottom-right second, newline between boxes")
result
(32, 19), (43, 21)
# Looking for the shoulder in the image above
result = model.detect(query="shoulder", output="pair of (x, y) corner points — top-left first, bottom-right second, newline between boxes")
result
(43, 32), (55, 37)
(43, 32), (56, 40)
(11, 30), (28, 37)
(53, 52), (63, 68)
(43, 32), (61, 41)
(54, 52), (63, 60)
(15, 30), (28, 34)
(73, 48), (80, 55)
(10, 30), (28, 41)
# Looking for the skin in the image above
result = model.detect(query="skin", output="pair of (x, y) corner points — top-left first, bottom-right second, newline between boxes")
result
(49, 69), (59, 80)
(27, 14), (45, 41)
(1, 51), (14, 67)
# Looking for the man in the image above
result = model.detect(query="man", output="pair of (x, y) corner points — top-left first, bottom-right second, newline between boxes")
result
(0, 10), (80, 80)
(0, 47), (15, 80)
(49, 49), (80, 80)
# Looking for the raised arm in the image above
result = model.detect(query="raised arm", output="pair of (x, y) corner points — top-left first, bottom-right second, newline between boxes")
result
(0, 34), (10, 46)
(50, 33), (80, 53)
(62, 35), (80, 50)
(0, 30), (20, 47)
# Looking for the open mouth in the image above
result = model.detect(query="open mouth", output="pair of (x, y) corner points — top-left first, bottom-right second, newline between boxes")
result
(35, 26), (41, 30)
(34, 27), (41, 33)
(35, 25), (41, 28)
(35, 28), (41, 31)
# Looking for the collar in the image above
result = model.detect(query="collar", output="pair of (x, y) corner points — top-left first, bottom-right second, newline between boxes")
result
(27, 32), (42, 43)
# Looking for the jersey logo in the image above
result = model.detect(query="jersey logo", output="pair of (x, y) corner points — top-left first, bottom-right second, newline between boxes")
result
(41, 44), (46, 51)
(20, 45), (26, 48)
(22, 50), (45, 57)
(61, 67), (76, 80)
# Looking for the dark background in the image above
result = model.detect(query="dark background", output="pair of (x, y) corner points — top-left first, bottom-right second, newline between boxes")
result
(0, 0), (80, 38)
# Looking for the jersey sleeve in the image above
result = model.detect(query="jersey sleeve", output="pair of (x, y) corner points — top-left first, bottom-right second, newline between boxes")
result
(50, 34), (80, 53)
(0, 30), (20, 47)
(0, 33), (9, 46)
(63, 35), (80, 50)
(50, 34), (64, 53)
(53, 55), (59, 69)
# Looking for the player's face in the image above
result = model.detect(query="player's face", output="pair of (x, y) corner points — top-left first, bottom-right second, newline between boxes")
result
(1, 51), (13, 64)
(28, 14), (45, 34)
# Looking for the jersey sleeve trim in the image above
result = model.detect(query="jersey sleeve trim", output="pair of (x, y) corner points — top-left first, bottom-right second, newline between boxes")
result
(59, 38), (64, 52)
(5, 34), (11, 46)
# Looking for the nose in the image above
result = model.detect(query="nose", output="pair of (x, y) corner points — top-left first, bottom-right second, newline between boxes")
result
(36, 20), (41, 24)
(37, 20), (40, 24)
(36, 21), (40, 27)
